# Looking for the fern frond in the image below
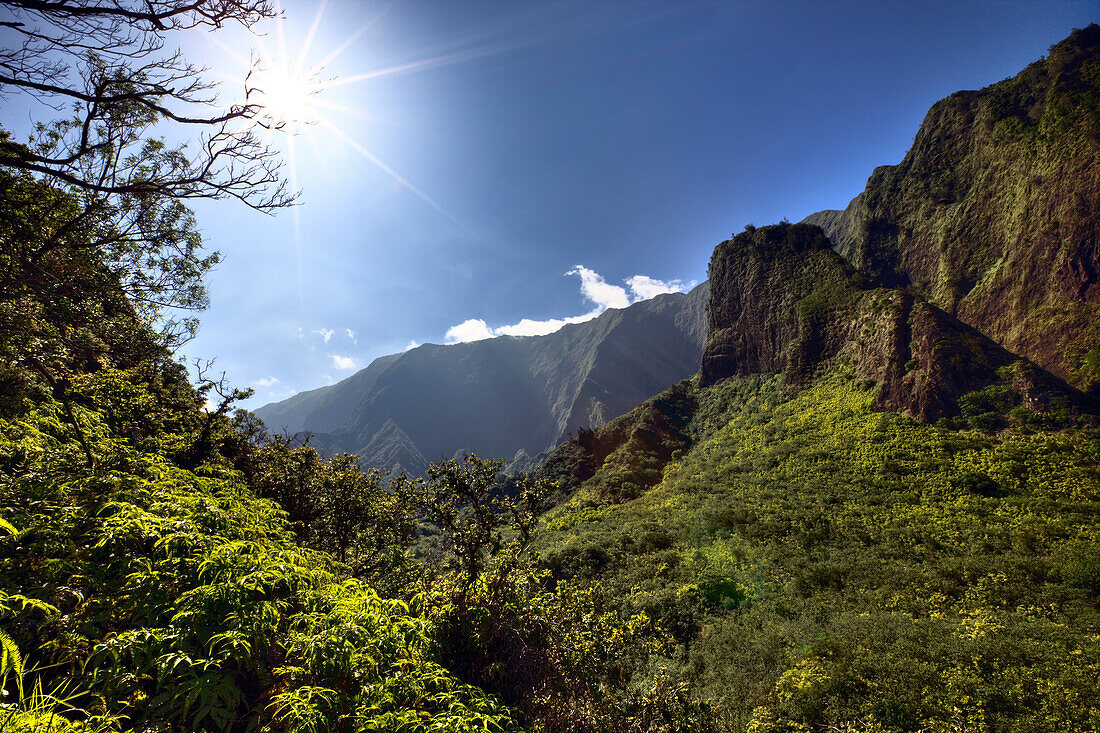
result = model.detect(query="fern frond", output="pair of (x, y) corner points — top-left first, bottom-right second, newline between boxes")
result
(0, 628), (24, 698)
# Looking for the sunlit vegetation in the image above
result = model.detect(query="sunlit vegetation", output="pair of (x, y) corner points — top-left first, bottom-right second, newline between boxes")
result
(0, 168), (705, 731)
(537, 370), (1100, 731)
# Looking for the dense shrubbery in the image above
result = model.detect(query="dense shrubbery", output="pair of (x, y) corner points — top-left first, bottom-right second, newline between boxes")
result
(0, 173), (706, 731)
(0, 396), (519, 731)
(538, 370), (1100, 731)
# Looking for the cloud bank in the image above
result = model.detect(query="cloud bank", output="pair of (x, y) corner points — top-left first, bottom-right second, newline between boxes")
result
(445, 266), (694, 344)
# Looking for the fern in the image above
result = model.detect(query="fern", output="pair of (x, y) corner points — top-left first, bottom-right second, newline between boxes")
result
(0, 628), (23, 698)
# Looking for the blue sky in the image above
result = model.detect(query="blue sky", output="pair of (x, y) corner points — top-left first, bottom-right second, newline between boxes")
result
(100, 2), (1100, 406)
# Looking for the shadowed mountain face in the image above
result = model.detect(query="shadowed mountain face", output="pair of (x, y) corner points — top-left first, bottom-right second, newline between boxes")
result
(255, 283), (709, 473)
(803, 24), (1100, 394)
(701, 223), (1095, 423)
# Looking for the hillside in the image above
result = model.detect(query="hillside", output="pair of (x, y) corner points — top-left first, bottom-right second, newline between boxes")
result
(0, 170), (702, 731)
(538, 371), (1100, 731)
(803, 24), (1100, 394)
(536, 26), (1100, 731)
(256, 282), (709, 473)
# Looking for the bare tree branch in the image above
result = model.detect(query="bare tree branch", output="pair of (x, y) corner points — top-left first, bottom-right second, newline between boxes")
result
(0, 0), (294, 211)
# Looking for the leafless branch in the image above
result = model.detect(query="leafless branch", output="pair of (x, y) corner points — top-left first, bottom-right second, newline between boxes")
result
(0, 0), (293, 211)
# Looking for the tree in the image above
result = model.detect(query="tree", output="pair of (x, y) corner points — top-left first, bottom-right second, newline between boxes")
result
(0, 0), (290, 209)
(0, 1), (295, 349)
(314, 454), (416, 584)
(412, 454), (549, 598)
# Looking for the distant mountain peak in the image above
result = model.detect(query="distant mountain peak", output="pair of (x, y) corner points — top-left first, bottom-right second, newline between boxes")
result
(256, 283), (709, 472)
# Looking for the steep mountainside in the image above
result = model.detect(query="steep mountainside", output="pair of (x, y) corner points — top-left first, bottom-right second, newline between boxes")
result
(803, 24), (1100, 393)
(701, 223), (1093, 422)
(535, 31), (1100, 729)
(256, 283), (709, 472)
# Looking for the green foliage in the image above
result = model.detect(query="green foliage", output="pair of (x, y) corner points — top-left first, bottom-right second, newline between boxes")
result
(539, 369), (1100, 731)
(0, 399), (520, 732)
(249, 437), (417, 591)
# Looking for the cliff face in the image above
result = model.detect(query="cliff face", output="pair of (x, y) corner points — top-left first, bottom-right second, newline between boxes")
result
(700, 224), (860, 387)
(701, 223), (1092, 423)
(804, 24), (1100, 393)
(255, 283), (709, 473)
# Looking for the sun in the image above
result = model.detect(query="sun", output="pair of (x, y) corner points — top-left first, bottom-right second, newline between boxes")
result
(208, 1), (470, 227)
(250, 60), (322, 132)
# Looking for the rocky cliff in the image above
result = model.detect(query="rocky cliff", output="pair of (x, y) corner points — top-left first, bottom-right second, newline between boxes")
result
(804, 24), (1100, 394)
(701, 223), (1093, 423)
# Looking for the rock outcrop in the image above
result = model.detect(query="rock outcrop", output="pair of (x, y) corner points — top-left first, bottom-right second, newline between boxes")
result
(701, 223), (1093, 422)
(804, 24), (1100, 393)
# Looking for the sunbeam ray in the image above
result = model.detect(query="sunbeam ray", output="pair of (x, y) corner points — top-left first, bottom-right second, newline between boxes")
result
(294, 0), (328, 72)
(287, 133), (304, 317)
(319, 118), (477, 238)
(321, 39), (521, 90)
(311, 0), (401, 72)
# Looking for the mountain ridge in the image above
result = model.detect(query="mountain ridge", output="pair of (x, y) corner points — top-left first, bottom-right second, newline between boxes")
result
(255, 283), (709, 472)
(803, 23), (1100, 393)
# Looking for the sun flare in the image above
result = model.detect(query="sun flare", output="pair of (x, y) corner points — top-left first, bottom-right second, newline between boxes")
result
(208, 0), (469, 231)
(250, 61), (322, 131)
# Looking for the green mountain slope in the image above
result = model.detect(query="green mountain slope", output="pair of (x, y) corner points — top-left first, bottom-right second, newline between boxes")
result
(538, 371), (1100, 730)
(536, 29), (1100, 730)
(256, 282), (709, 473)
(803, 24), (1100, 393)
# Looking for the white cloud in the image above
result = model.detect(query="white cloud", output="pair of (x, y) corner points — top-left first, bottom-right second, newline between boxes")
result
(346, 328), (357, 342)
(625, 274), (694, 300)
(567, 265), (631, 310)
(405, 340), (420, 351)
(493, 313), (597, 337)
(443, 267), (695, 344)
(445, 319), (495, 343)
(252, 376), (280, 388)
(314, 328), (335, 343)
(330, 354), (359, 370)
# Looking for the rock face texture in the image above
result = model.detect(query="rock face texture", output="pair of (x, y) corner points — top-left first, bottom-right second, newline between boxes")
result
(803, 24), (1100, 394)
(256, 284), (709, 473)
(701, 223), (1093, 423)
(700, 224), (861, 387)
